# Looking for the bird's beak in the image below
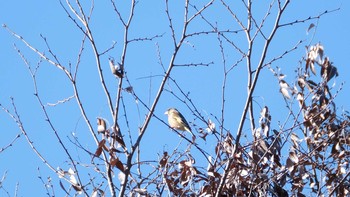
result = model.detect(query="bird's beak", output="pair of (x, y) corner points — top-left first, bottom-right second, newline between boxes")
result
(164, 111), (168, 115)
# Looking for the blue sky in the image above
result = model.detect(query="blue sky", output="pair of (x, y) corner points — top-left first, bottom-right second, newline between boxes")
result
(1, 0), (350, 196)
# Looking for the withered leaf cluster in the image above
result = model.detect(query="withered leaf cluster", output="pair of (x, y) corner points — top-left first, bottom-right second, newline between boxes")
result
(93, 118), (125, 172)
(147, 45), (349, 196)
(86, 45), (348, 197)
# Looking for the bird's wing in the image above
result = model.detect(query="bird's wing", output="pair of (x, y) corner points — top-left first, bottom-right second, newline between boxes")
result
(176, 112), (191, 131)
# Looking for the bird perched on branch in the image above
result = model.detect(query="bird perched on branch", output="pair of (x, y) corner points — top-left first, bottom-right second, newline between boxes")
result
(165, 108), (194, 137)
(109, 58), (124, 78)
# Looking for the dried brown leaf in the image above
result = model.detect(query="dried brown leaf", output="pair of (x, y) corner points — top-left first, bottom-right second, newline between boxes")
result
(110, 157), (124, 172)
(72, 184), (82, 192)
(159, 152), (169, 167)
(323, 62), (338, 82)
(307, 80), (318, 87)
(124, 86), (133, 93)
(272, 154), (282, 167)
(307, 23), (315, 33)
(114, 135), (126, 148)
(94, 147), (103, 158)
(165, 178), (174, 192)
(98, 139), (108, 150)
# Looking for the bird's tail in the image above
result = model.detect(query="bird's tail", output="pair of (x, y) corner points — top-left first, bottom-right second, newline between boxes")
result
(185, 127), (195, 137)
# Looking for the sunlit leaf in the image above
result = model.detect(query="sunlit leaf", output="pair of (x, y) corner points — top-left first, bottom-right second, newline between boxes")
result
(280, 87), (291, 99)
(70, 174), (78, 185)
(340, 166), (346, 174)
(286, 157), (294, 173)
(317, 44), (324, 60)
(260, 106), (268, 118)
(68, 168), (75, 175)
(206, 119), (216, 133)
(57, 168), (65, 178)
(310, 181), (315, 189)
(91, 189), (104, 197)
(279, 80), (289, 89)
(118, 172), (125, 184)
(279, 80), (291, 99)
(297, 77), (306, 90)
(91, 190), (98, 197)
(133, 188), (147, 195)
(302, 172), (309, 180)
(289, 151), (299, 164)
(109, 58), (117, 75)
(240, 169), (248, 177)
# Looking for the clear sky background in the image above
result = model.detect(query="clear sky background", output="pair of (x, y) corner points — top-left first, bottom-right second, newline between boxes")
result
(0, 0), (349, 196)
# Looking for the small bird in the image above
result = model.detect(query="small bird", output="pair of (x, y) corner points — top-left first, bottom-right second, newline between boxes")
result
(165, 108), (194, 137)
(109, 58), (123, 78)
(97, 118), (107, 133)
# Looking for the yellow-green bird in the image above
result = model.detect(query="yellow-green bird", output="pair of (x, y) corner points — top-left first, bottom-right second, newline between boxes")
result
(165, 108), (194, 136)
